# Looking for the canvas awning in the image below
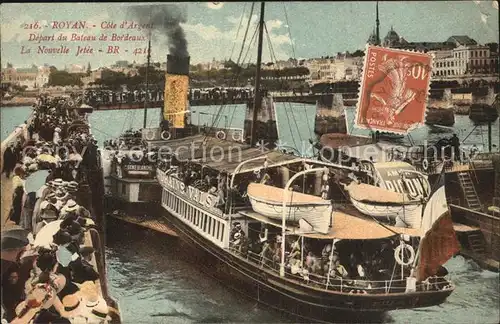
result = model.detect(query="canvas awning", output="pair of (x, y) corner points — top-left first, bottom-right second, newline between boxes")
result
(239, 209), (420, 240)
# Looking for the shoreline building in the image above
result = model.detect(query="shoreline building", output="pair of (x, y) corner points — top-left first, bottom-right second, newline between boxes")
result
(368, 26), (499, 80)
(1, 64), (51, 90)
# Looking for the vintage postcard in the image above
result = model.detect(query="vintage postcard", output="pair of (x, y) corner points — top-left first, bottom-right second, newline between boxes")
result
(1, 2), (499, 324)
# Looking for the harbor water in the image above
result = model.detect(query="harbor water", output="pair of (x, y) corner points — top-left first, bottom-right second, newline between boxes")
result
(2, 104), (499, 323)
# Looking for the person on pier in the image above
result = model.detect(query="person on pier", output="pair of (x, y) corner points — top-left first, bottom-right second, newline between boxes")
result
(2, 143), (17, 178)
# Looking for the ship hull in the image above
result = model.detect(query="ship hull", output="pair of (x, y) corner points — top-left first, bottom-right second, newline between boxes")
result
(158, 207), (453, 323)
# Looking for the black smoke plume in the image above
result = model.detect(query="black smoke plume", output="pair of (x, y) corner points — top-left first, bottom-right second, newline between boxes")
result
(128, 4), (189, 57)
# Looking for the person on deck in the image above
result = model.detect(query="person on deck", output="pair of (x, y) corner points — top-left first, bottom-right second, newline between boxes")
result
(450, 134), (460, 162)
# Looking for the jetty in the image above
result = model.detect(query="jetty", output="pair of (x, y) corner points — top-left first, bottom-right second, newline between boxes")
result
(0, 96), (121, 323)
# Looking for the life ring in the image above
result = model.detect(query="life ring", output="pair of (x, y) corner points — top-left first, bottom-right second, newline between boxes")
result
(161, 131), (171, 141)
(387, 150), (394, 162)
(253, 169), (261, 175)
(216, 131), (226, 140)
(231, 131), (243, 142)
(67, 100), (74, 107)
(145, 130), (156, 141)
(394, 243), (415, 266)
(422, 159), (429, 171)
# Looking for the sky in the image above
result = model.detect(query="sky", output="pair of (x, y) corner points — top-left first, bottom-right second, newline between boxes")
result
(1, 1), (499, 69)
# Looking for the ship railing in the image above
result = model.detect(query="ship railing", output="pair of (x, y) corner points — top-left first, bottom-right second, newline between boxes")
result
(228, 247), (451, 294)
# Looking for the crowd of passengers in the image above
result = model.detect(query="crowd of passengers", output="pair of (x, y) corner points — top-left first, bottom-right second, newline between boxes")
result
(228, 222), (406, 289)
(83, 87), (256, 107)
(159, 159), (227, 206)
(103, 129), (143, 151)
(83, 89), (164, 106)
(1, 96), (111, 323)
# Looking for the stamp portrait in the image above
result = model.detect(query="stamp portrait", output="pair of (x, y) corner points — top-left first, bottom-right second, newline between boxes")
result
(355, 45), (433, 134)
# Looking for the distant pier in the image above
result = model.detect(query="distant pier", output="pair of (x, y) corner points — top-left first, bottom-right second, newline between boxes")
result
(88, 92), (359, 110)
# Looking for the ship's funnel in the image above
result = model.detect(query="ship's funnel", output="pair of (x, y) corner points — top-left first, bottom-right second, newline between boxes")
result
(164, 55), (190, 128)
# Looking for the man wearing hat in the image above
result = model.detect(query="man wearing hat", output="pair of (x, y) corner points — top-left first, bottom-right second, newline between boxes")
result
(66, 181), (79, 194)
(1, 226), (30, 322)
(54, 189), (70, 210)
(51, 178), (64, 189)
(77, 281), (110, 323)
(53, 127), (62, 146)
(59, 200), (79, 220)
(61, 293), (87, 323)
(2, 142), (16, 178)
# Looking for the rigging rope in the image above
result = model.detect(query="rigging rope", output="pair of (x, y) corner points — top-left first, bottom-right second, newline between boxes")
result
(236, 3), (255, 67)
(228, 2), (247, 62)
(226, 23), (260, 131)
(282, 3), (297, 64)
(204, 7), (257, 141)
(264, 22), (303, 150)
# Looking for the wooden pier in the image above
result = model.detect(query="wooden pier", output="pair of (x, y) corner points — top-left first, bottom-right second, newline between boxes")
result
(450, 203), (500, 272)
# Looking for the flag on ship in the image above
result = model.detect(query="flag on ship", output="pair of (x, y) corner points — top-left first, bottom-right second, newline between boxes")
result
(416, 168), (460, 281)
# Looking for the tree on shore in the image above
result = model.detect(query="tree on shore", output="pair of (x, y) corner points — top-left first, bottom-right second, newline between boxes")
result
(48, 70), (83, 87)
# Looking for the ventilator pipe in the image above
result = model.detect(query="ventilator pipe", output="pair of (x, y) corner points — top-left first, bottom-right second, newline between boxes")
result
(280, 167), (329, 277)
(228, 155), (268, 218)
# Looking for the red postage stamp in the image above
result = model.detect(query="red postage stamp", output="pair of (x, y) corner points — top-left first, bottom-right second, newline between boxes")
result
(355, 45), (433, 134)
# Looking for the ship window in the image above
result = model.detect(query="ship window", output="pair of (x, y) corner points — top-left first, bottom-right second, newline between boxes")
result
(203, 214), (207, 231)
(216, 222), (220, 240)
(196, 210), (200, 227)
(212, 219), (216, 237)
(208, 217), (212, 235)
(220, 224), (225, 242)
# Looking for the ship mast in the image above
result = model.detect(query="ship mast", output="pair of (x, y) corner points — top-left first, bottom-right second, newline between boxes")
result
(143, 29), (152, 129)
(250, 2), (265, 147)
(376, 1), (380, 45)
